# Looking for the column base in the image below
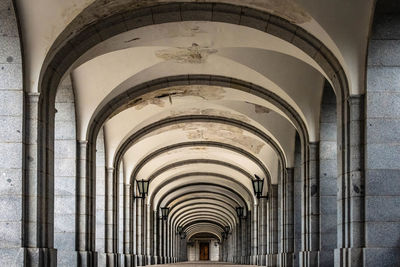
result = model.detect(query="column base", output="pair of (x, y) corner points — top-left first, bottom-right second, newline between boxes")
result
(251, 255), (258, 265)
(335, 248), (366, 267)
(136, 254), (146, 266)
(77, 250), (98, 267)
(120, 254), (135, 267)
(0, 247), (57, 266)
(298, 250), (319, 267)
(278, 252), (294, 267)
(258, 254), (266, 266)
(266, 253), (278, 267)
(97, 252), (121, 267)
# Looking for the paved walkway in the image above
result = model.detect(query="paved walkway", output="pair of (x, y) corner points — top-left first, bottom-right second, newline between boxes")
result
(153, 262), (257, 267)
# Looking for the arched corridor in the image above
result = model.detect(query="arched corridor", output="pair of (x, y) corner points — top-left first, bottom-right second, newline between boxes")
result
(1, 0), (400, 266)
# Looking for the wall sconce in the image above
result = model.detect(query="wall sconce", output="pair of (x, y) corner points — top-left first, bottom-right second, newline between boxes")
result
(252, 174), (268, 199)
(134, 179), (149, 199)
(161, 207), (170, 220)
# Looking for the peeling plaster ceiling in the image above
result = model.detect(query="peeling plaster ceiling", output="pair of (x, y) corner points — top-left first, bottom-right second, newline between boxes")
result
(16, 0), (371, 237)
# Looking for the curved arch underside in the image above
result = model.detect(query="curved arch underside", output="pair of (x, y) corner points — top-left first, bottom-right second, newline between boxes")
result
(11, 0), (387, 266)
(40, 1), (341, 260)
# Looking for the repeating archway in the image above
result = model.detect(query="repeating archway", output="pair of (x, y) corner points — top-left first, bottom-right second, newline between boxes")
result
(19, 2), (357, 267)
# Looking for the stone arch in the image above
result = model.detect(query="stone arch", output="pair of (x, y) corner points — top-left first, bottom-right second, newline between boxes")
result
(24, 2), (353, 265)
(130, 141), (271, 184)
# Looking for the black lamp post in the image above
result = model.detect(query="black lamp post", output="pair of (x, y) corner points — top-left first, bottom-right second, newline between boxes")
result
(236, 207), (244, 218)
(134, 179), (149, 198)
(252, 174), (268, 199)
(161, 207), (170, 220)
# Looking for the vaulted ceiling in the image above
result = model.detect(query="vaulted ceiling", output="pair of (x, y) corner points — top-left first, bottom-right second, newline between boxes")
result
(15, 0), (375, 239)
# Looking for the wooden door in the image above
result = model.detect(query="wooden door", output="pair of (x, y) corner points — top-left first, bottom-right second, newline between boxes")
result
(199, 242), (209, 260)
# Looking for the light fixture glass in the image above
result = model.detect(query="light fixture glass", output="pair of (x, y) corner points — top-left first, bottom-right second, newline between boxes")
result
(136, 179), (149, 197)
(161, 207), (170, 219)
(252, 174), (264, 199)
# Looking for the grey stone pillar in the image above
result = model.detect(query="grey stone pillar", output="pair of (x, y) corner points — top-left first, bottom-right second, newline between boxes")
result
(251, 204), (258, 264)
(235, 222), (241, 263)
(20, 92), (56, 265)
(299, 143), (320, 267)
(293, 135), (302, 267)
(117, 165), (124, 265)
(54, 77), (77, 265)
(0, 1), (25, 264)
(76, 140), (96, 266)
(122, 184), (133, 266)
(334, 96), (365, 267)
(364, 5), (400, 265)
(146, 204), (153, 264)
(258, 197), (268, 265)
(241, 216), (247, 264)
(104, 167), (118, 266)
(131, 193), (137, 266)
(161, 218), (167, 263)
(319, 84), (337, 267)
(267, 185), (278, 267)
(153, 211), (159, 264)
(279, 168), (295, 266)
(136, 197), (144, 265)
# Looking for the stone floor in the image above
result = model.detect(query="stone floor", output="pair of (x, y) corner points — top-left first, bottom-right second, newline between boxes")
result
(153, 262), (256, 267)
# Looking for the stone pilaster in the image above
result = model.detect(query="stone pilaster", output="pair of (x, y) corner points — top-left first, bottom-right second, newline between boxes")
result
(279, 168), (295, 266)
(299, 143), (320, 267)
(267, 185), (278, 267)
(293, 135), (302, 267)
(136, 197), (144, 266)
(0, 1), (26, 264)
(319, 84), (337, 267)
(76, 140), (96, 266)
(258, 197), (268, 266)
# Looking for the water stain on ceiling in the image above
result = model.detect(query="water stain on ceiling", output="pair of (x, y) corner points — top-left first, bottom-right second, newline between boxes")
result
(155, 43), (218, 64)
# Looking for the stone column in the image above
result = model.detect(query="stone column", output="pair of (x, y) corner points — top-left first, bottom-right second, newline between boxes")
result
(241, 216), (247, 264)
(362, 7), (400, 265)
(162, 219), (167, 263)
(251, 204), (258, 264)
(235, 222), (241, 263)
(293, 135), (302, 267)
(319, 84), (337, 267)
(146, 204), (153, 264)
(122, 184), (133, 266)
(267, 185), (278, 267)
(153, 211), (159, 264)
(0, 1), (25, 264)
(20, 92), (56, 265)
(76, 140), (96, 266)
(258, 197), (268, 265)
(136, 197), (144, 265)
(335, 96), (365, 267)
(131, 191), (137, 266)
(104, 167), (118, 266)
(299, 143), (320, 267)
(280, 168), (294, 266)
